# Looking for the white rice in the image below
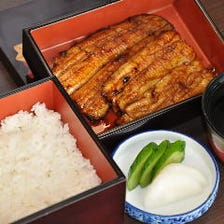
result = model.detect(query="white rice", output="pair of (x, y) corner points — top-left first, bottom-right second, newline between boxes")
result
(0, 102), (101, 223)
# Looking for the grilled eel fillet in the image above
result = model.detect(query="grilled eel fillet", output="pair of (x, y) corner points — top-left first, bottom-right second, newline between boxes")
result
(102, 30), (180, 101)
(114, 39), (196, 111)
(117, 61), (215, 124)
(70, 36), (155, 120)
(52, 13), (215, 126)
(52, 14), (173, 95)
(71, 24), (174, 120)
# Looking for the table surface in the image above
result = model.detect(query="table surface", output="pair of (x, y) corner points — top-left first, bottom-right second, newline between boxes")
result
(0, 1), (223, 224)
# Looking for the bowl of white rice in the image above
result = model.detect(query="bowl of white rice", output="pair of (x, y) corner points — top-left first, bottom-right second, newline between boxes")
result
(0, 77), (126, 224)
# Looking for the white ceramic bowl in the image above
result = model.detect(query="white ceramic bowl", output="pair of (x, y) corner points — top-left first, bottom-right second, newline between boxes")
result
(112, 130), (220, 224)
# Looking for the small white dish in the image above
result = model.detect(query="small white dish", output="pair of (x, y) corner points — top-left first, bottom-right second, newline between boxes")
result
(112, 130), (220, 224)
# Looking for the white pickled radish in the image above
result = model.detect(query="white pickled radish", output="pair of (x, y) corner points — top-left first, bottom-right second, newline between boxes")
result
(144, 163), (207, 209)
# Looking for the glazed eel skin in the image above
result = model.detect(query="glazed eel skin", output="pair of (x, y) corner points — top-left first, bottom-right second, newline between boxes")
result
(53, 14), (171, 95)
(52, 13), (216, 125)
(114, 39), (196, 111)
(117, 60), (214, 124)
(71, 22), (174, 120)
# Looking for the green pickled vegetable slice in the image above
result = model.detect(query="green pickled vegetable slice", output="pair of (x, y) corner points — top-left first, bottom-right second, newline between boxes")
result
(127, 142), (158, 190)
(152, 140), (185, 180)
(139, 140), (169, 187)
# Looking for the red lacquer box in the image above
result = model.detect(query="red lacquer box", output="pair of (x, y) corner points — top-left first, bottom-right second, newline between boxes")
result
(22, 0), (224, 142)
(0, 77), (125, 224)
